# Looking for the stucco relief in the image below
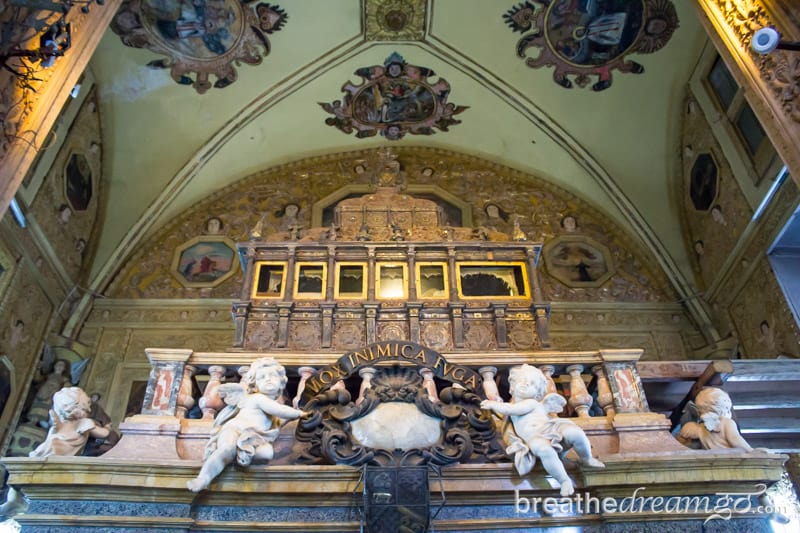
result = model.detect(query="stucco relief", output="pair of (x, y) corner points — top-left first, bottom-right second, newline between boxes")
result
(549, 334), (659, 360)
(680, 96), (754, 289)
(506, 321), (537, 350)
(109, 147), (675, 304)
(28, 92), (102, 284)
(464, 322), (496, 351)
(124, 331), (231, 362)
(288, 321), (321, 351)
(729, 259), (800, 358)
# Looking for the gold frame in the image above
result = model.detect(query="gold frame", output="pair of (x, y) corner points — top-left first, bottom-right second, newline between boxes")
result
(251, 261), (288, 299)
(456, 261), (531, 300)
(293, 262), (327, 299)
(416, 262), (449, 300)
(334, 262), (367, 299)
(376, 263), (408, 300)
(170, 235), (238, 289)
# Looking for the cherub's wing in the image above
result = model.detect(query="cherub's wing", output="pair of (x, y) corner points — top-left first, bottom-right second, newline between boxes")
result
(218, 383), (245, 406)
(542, 393), (566, 414)
(70, 358), (91, 385)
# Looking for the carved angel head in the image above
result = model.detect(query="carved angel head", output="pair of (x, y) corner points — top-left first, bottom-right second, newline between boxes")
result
(694, 387), (733, 420)
(243, 358), (288, 397)
(508, 364), (547, 402)
(53, 387), (92, 421)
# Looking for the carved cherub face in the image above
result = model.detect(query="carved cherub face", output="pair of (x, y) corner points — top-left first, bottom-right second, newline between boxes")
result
(245, 358), (288, 397)
(508, 364), (547, 401)
(694, 387), (733, 419)
(53, 387), (91, 420)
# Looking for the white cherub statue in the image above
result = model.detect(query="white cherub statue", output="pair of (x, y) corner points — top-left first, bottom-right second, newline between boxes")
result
(29, 387), (111, 458)
(678, 387), (752, 451)
(480, 364), (604, 496)
(187, 358), (305, 492)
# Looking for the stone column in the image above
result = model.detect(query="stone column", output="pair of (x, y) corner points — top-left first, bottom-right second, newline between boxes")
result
(539, 365), (558, 395)
(407, 303), (423, 344)
(276, 302), (293, 348)
(407, 246), (417, 301)
(592, 365), (616, 418)
(142, 348), (193, 416)
(320, 304), (335, 348)
(491, 304), (508, 348)
(293, 366), (317, 408)
(199, 365), (226, 420)
(357, 367), (377, 405)
(420, 368), (439, 403)
(566, 365), (592, 418)
(176, 365), (197, 418)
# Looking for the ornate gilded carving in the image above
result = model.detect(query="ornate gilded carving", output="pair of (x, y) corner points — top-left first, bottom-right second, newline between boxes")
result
(365, 0), (426, 41)
(320, 53), (468, 140)
(111, 0), (287, 93)
(296, 365), (500, 467)
(503, 0), (679, 91)
(728, 258), (800, 358)
(109, 147), (676, 304)
(709, 0), (800, 124)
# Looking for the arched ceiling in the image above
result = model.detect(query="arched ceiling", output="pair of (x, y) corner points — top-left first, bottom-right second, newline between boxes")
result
(88, 0), (710, 293)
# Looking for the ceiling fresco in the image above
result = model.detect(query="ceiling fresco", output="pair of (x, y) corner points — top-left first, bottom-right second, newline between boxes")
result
(503, 0), (679, 91)
(320, 52), (468, 140)
(110, 0), (288, 93)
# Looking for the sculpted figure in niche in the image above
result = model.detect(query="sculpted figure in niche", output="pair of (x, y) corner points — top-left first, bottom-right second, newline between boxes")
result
(29, 387), (111, 457)
(27, 359), (71, 427)
(187, 358), (305, 492)
(480, 365), (604, 496)
(678, 387), (752, 451)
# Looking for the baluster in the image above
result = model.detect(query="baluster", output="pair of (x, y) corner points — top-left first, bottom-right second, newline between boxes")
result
(478, 366), (500, 401)
(199, 365), (226, 420)
(592, 365), (616, 418)
(420, 368), (439, 403)
(293, 366), (317, 408)
(539, 365), (558, 395)
(176, 365), (197, 418)
(566, 365), (592, 418)
(357, 367), (377, 405)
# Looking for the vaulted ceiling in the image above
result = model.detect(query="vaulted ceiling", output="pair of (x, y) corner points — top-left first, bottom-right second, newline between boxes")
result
(88, 0), (718, 293)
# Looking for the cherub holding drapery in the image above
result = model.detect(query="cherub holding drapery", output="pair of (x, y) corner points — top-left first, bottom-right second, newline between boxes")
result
(187, 358), (306, 492)
(481, 364), (604, 496)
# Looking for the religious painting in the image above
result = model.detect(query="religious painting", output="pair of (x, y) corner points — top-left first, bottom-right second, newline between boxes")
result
(171, 235), (237, 288)
(543, 235), (614, 288)
(456, 262), (530, 299)
(689, 152), (718, 211)
(320, 52), (468, 140)
(503, 0), (678, 91)
(111, 0), (287, 93)
(64, 152), (92, 211)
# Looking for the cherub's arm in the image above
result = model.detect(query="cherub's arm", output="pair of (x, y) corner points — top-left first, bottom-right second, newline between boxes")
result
(720, 418), (753, 451)
(258, 396), (305, 420)
(481, 398), (539, 416)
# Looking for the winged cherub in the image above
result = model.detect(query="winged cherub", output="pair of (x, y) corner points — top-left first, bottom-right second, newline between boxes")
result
(480, 364), (604, 496)
(187, 358), (305, 492)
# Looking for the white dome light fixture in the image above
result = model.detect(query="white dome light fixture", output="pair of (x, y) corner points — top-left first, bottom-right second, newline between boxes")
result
(752, 27), (800, 54)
